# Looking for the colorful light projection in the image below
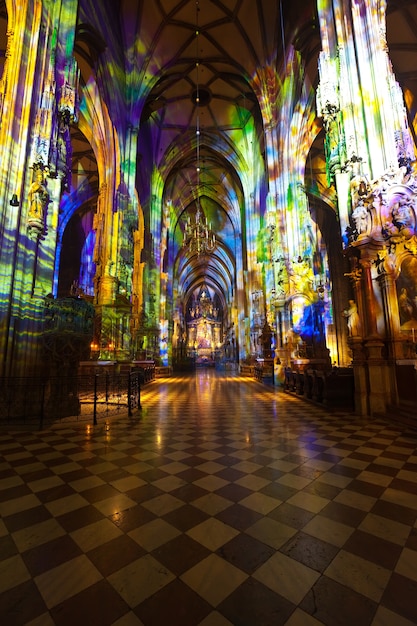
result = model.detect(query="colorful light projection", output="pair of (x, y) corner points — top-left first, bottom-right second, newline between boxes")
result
(163, 126), (246, 363)
(224, 98), (267, 358)
(79, 230), (96, 296)
(318, 0), (414, 186)
(159, 318), (169, 365)
(250, 44), (336, 367)
(0, 3), (87, 377)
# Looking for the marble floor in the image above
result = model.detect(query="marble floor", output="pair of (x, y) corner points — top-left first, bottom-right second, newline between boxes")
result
(0, 369), (417, 626)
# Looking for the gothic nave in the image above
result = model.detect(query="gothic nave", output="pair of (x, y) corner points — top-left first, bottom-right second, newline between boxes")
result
(1, 1), (417, 419)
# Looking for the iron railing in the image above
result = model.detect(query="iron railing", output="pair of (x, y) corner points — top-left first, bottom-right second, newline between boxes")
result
(0, 370), (145, 428)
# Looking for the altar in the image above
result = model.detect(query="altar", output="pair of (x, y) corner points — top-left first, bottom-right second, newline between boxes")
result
(186, 286), (222, 363)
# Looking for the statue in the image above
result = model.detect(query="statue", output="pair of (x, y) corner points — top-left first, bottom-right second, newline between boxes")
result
(28, 168), (48, 218)
(351, 202), (369, 236)
(392, 200), (415, 237)
(343, 300), (361, 337)
(349, 158), (368, 207)
(27, 167), (49, 235)
(260, 320), (273, 358)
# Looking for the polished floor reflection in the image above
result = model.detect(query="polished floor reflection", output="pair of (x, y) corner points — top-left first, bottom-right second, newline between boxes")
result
(0, 369), (417, 625)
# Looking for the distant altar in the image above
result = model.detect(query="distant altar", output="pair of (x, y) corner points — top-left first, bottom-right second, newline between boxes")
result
(187, 285), (222, 364)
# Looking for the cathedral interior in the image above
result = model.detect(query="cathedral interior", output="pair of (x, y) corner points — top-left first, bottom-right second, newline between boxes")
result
(2, 3), (417, 625)
(1, 0), (417, 419)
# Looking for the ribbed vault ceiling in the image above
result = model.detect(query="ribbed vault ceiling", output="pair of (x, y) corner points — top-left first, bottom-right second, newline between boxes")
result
(2, 0), (417, 313)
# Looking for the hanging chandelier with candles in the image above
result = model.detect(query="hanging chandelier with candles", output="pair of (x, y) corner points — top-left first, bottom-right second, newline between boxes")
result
(183, 0), (216, 257)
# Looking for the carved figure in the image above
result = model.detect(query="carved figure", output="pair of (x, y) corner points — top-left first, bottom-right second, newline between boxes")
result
(392, 200), (415, 237)
(351, 202), (368, 235)
(28, 168), (48, 221)
(343, 300), (361, 337)
(350, 163), (368, 207)
(382, 220), (399, 238)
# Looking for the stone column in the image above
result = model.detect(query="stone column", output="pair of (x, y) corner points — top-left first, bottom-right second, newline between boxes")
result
(359, 255), (392, 414)
(376, 267), (402, 357)
(359, 255), (379, 339)
(344, 266), (367, 414)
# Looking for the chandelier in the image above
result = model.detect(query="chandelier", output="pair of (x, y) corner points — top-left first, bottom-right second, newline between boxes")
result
(183, 0), (216, 257)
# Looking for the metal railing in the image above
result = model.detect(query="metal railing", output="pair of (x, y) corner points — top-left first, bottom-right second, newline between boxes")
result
(0, 370), (144, 428)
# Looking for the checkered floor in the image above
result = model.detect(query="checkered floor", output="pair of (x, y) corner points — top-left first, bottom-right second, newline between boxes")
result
(1, 369), (417, 626)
